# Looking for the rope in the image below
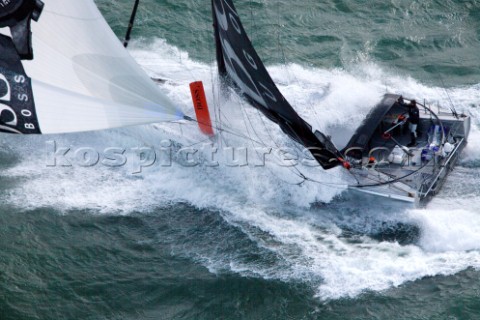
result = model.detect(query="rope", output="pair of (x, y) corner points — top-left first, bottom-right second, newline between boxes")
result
(240, 100), (307, 185)
(183, 115), (355, 187)
(184, 116), (269, 147)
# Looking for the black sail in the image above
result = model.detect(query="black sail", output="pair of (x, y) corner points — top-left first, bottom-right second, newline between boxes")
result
(212, 0), (341, 170)
(0, 35), (41, 134)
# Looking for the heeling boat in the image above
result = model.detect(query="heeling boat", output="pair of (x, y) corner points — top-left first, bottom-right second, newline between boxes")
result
(211, 0), (471, 206)
(342, 94), (470, 204)
(0, 0), (184, 135)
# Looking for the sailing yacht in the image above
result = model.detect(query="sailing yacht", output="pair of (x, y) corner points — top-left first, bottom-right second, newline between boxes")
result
(211, 0), (470, 205)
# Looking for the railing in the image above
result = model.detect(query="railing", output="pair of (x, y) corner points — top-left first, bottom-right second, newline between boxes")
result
(418, 138), (465, 198)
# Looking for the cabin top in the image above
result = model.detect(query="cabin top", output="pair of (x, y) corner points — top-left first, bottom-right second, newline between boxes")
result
(341, 94), (402, 153)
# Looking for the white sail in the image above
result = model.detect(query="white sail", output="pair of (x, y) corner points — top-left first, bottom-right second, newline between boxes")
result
(0, 0), (183, 134)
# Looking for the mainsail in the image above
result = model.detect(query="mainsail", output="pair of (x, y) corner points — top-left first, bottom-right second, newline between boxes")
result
(212, 0), (342, 170)
(0, 0), (183, 134)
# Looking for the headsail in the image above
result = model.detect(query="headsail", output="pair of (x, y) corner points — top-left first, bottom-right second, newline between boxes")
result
(0, 0), (183, 135)
(212, 0), (342, 170)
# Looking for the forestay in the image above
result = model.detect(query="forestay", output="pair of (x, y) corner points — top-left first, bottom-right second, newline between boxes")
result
(0, 0), (183, 134)
(212, 0), (342, 170)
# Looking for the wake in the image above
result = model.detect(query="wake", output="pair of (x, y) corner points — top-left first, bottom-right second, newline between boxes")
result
(0, 39), (479, 300)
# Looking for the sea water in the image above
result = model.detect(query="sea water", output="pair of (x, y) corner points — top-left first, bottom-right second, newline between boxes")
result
(1, 0), (480, 319)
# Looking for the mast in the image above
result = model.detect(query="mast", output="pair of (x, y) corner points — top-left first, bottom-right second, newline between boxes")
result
(123, 0), (141, 48)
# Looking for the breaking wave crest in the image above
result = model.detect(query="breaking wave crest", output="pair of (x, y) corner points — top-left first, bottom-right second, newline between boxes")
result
(1, 39), (480, 300)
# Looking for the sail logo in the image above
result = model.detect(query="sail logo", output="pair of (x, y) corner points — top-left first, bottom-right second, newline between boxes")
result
(0, 69), (39, 134)
(215, 0), (277, 109)
(0, 0), (13, 8)
(0, 104), (18, 126)
(0, 73), (18, 128)
(0, 73), (11, 101)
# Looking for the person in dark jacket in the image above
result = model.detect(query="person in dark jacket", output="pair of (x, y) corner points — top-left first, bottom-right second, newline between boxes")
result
(407, 100), (420, 147)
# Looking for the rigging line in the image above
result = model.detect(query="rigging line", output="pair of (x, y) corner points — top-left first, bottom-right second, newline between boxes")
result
(210, 72), (223, 146)
(216, 85), (307, 183)
(183, 136), (214, 148)
(274, 3), (299, 108)
(352, 170), (411, 194)
(438, 74), (459, 117)
(252, 105), (325, 181)
(218, 78), (315, 184)
(216, 88), (308, 185)
(239, 93), (343, 184)
(216, 89), (236, 129)
(271, 0), (291, 79)
(257, 2), (314, 167)
(158, 4), (206, 89)
(271, 0), (325, 138)
(248, 0), (257, 43)
(217, 89), (250, 149)
(413, 14), (459, 118)
(211, 76), (223, 145)
(241, 100), (308, 185)
(345, 102), (449, 188)
(249, 105), (347, 186)
(277, 2), (346, 182)
(242, 104), (271, 147)
(234, 81), (308, 182)
(244, 109), (305, 186)
(199, 109), (350, 187)
(293, 169), (350, 188)
(241, 106), (349, 187)
(215, 88), (242, 148)
(186, 102), (310, 186)
(275, 0), (282, 64)
(184, 116), (276, 148)
(347, 168), (361, 185)
(124, 0), (141, 48)
(219, 97), (243, 148)
(244, 0), (315, 170)
(351, 160), (430, 188)
(273, 0), (289, 82)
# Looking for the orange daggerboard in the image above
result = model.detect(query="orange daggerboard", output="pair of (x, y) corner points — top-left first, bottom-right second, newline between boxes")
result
(190, 81), (214, 136)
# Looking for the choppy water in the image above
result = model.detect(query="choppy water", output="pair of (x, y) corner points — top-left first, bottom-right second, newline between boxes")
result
(1, 0), (480, 319)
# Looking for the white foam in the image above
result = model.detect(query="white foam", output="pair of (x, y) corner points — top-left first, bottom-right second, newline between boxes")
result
(188, 200), (480, 300)
(1, 38), (480, 300)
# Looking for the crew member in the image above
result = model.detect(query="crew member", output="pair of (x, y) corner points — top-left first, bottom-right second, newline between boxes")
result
(407, 100), (420, 147)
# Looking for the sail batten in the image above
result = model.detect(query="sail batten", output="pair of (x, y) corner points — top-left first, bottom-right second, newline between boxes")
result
(212, 0), (341, 169)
